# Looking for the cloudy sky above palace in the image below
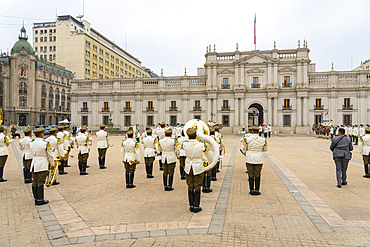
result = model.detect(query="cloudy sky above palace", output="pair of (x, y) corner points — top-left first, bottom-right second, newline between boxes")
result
(1, 0), (369, 76)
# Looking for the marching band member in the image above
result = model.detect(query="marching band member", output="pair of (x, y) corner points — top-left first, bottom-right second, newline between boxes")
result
(0, 126), (11, 182)
(63, 125), (74, 168)
(96, 124), (109, 169)
(240, 125), (268, 195)
(19, 128), (33, 183)
(142, 128), (157, 178)
(158, 128), (179, 191)
(30, 127), (54, 205)
(359, 127), (370, 178)
(202, 128), (217, 193)
(121, 130), (140, 188)
(44, 127), (64, 185)
(56, 126), (68, 174)
(75, 126), (91, 175)
(156, 122), (166, 170)
(177, 130), (187, 180)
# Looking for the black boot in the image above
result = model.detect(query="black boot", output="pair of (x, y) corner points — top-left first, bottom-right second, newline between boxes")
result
(202, 174), (206, 192)
(159, 159), (163, 170)
(59, 160), (68, 174)
(148, 164), (154, 178)
(249, 176), (255, 194)
(32, 186), (37, 200)
(125, 172), (130, 188)
(188, 189), (194, 212)
(180, 166), (186, 180)
(211, 166), (217, 181)
(146, 164), (150, 178)
(129, 172), (136, 188)
(35, 185), (49, 206)
(251, 177), (261, 195)
(0, 167), (7, 182)
(25, 169), (32, 183)
(78, 162), (83, 174)
(205, 174), (212, 193)
(98, 157), (102, 167)
(83, 162), (89, 175)
(167, 174), (174, 191)
(52, 180), (60, 185)
(23, 168), (27, 183)
(163, 174), (168, 190)
(64, 157), (71, 167)
(193, 189), (202, 213)
(216, 161), (220, 173)
(364, 164), (370, 178)
(100, 157), (107, 169)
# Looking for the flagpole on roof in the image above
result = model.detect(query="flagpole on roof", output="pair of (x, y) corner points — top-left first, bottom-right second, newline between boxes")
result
(254, 13), (256, 50)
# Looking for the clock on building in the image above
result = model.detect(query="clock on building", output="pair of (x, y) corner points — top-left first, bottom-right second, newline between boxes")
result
(21, 57), (26, 62)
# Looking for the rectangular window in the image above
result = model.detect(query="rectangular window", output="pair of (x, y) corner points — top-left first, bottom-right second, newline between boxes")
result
(283, 115), (291, 127)
(49, 36), (52, 42)
(35, 37), (38, 42)
(343, 98), (351, 109)
(53, 46), (56, 51)
(103, 116), (109, 125)
(49, 46), (52, 51)
(147, 115), (154, 126)
(222, 115), (229, 127)
(314, 114), (323, 125)
(53, 36), (56, 41)
(315, 98), (322, 110)
(252, 77), (259, 88)
(125, 116), (131, 126)
(35, 30), (38, 34)
(283, 99), (291, 110)
(170, 101), (177, 111)
(222, 78), (230, 89)
(194, 100), (201, 111)
(283, 76), (291, 87)
(40, 37), (43, 42)
(82, 116), (88, 126)
(343, 114), (352, 125)
(40, 47), (43, 52)
(103, 102), (109, 112)
(125, 101), (131, 111)
(170, 115), (177, 125)
(82, 102), (88, 111)
(194, 115), (201, 120)
(35, 47), (38, 52)
(147, 101), (153, 111)
(222, 100), (229, 111)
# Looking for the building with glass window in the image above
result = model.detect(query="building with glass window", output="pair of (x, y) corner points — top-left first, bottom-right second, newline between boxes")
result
(0, 27), (74, 126)
(71, 42), (370, 134)
(32, 15), (152, 80)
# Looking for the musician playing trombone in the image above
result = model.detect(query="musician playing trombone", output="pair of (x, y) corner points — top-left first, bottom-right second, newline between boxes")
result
(45, 127), (65, 185)
(0, 126), (11, 182)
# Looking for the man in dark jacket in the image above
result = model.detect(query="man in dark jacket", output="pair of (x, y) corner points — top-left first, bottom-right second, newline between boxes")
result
(330, 128), (353, 188)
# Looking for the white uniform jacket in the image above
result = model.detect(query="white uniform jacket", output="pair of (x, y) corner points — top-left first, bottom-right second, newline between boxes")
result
(175, 127), (182, 137)
(142, 136), (158, 158)
(158, 137), (179, 164)
(0, 133), (11, 156)
(177, 136), (187, 157)
(63, 130), (74, 150)
(121, 138), (140, 163)
(240, 133), (251, 143)
(359, 134), (370, 156)
(96, 130), (109, 149)
(45, 135), (65, 161)
(359, 127), (365, 137)
(183, 139), (207, 175)
(75, 133), (91, 154)
(30, 138), (53, 173)
(352, 127), (358, 137)
(157, 128), (165, 140)
(240, 134), (267, 164)
(57, 132), (67, 150)
(19, 136), (34, 160)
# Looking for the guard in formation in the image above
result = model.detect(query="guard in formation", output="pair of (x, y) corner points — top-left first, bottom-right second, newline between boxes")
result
(121, 130), (140, 188)
(30, 127), (54, 205)
(156, 122), (166, 170)
(63, 125), (74, 167)
(44, 127), (65, 185)
(142, 128), (157, 178)
(56, 126), (68, 174)
(177, 130), (187, 180)
(19, 128), (33, 183)
(240, 125), (268, 195)
(359, 127), (370, 178)
(75, 126), (92, 175)
(0, 126), (11, 182)
(96, 124), (109, 169)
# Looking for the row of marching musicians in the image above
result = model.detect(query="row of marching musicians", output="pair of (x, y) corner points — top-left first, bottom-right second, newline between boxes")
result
(121, 122), (225, 213)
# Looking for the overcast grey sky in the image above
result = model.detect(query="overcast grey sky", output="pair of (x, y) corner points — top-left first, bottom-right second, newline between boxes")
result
(1, 0), (369, 76)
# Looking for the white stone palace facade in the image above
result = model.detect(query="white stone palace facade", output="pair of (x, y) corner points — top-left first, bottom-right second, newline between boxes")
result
(71, 42), (370, 134)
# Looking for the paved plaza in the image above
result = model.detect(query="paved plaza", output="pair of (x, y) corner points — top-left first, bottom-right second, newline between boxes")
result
(1, 134), (370, 246)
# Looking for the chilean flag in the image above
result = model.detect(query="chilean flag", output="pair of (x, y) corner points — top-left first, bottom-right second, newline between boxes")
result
(254, 14), (256, 45)
(21, 68), (25, 78)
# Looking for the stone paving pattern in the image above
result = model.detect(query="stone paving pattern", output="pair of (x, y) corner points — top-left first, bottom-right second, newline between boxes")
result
(1, 133), (370, 246)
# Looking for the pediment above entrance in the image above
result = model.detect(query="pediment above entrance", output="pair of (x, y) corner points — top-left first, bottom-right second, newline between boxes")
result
(237, 53), (275, 65)
(247, 68), (265, 73)
(278, 66), (296, 72)
(218, 69), (234, 74)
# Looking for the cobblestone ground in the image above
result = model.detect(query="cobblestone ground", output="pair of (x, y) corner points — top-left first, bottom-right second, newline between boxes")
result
(1, 133), (370, 246)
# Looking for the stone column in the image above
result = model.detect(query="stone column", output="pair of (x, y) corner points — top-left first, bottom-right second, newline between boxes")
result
(296, 97), (302, 126)
(207, 98), (211, 122)
(267, 97), (272, 125)
(303, 97), (308, 126)
(234, 97), (239, 126)
(273, 98), (278, 126)
(241, 97), (245, 126)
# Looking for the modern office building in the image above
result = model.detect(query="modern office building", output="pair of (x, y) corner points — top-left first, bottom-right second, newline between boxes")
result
(70, 41), (370, 134)
(32, 15), (151, 80)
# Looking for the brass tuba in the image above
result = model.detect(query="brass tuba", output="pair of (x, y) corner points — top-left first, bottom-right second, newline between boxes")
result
(46, 159), (60, 187)
(184, 119), (219, 171)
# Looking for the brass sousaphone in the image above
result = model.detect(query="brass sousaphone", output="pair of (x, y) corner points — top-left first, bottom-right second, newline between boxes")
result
(184, 119), (219, 171)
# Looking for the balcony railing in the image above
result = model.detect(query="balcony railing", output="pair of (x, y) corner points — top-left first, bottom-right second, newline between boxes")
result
(169, 106), (178, 111)
(251, 83), (260, 88)
(342, 105), (353, 110)
(123, 107), (132, 112)
(81, 108), (89, 112)
(193, 106), (202, 111)
(221, 84), (230, 89)
(146, 107), (154, 111)
(282, 105), (292, 110)
(314, 105), (324, 110)
(102, 107), (110, 112)
(282, 83), (292, 87)
(221, 106), (230, 111)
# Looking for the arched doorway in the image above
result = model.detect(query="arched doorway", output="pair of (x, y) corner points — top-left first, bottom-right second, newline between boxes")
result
(248, 103), (264, 126)
(19, 114), (27, 126)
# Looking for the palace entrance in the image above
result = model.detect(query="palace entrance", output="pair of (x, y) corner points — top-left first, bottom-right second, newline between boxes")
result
(248, 103), (264, 126)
